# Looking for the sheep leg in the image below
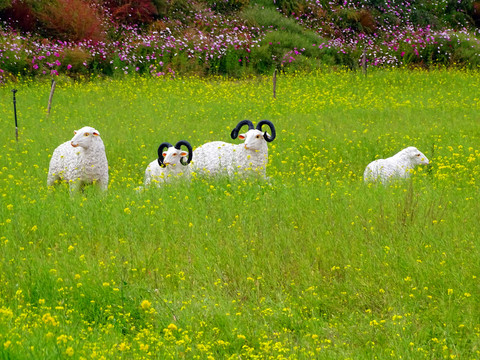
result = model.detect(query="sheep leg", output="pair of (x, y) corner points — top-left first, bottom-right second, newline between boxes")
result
(68, 179), (82, 193)
(96, 179), (108, 191)
(47, 169), (66, 186)
(47, 173), (58, 186)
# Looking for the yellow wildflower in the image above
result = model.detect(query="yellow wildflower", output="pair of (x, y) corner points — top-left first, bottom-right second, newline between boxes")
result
(140, 300), (151, 310)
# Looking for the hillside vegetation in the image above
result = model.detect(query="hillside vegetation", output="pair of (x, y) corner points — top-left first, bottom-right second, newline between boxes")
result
(1, 0), (480, 81)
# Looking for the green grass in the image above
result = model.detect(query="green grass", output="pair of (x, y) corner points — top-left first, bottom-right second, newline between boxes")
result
(1, 69), (480, 359)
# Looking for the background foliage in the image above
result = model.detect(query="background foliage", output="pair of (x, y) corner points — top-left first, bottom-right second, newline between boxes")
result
(0, 0), (479, 81)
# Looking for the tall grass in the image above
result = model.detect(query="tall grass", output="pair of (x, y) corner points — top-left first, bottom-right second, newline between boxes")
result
(1, 69), (480, 358)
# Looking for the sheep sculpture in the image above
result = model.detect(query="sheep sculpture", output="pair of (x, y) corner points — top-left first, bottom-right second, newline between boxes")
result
(363, 146), (430, 183)
(144, 140), (193, 187)
(191, 119), (276, 178)
(47, 126), (109, 191)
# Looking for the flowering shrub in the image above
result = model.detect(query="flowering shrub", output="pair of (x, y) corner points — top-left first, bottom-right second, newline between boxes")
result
(0, 0), (479, 83)
(0, 7), (266, 82)
(35, 0), (106, 42)
(109, 0), (158, 24)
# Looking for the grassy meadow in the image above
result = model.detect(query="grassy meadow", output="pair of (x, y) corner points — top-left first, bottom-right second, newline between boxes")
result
(1, 69), (480, 359)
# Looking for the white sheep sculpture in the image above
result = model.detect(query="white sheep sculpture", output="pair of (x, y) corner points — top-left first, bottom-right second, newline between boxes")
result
(47, 126), (109, 191)
(363, 146), (430, 183)
(144, 140), (193, 187)
(191, 119), (276, 178)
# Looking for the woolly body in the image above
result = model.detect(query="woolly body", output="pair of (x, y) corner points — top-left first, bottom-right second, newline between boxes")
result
(363, 146), (429, 183)
(192, 129), (270, 177)
(144, 145), (191, 187)
(47, 126), (109, 191)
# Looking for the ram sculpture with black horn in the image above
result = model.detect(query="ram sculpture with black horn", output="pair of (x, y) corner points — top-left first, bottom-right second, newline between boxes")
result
(191, 119), (276, 178)
(144, 140), (193, 187)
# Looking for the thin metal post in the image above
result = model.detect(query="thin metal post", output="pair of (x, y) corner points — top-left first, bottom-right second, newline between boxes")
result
(12, 89), (18, 142)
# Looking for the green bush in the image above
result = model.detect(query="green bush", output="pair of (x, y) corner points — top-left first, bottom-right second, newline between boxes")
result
(61, 47), (91, 74)
(0, 0), (11, 11)
(248, 28), (334, 73)
(364, 0), (475, 30)
(242, 1), (333, 73)
(393, 32), (480, 69)
(451, 35), (480, 67)
(206, 0), (250, 14)
(270, 0), (307, 15)
(249, 44), (274, 73)
(152, 0), (193, 19)
(242, 5), (305, 33)
(445, 10), (473, 28)
(204, 46), (251, 77)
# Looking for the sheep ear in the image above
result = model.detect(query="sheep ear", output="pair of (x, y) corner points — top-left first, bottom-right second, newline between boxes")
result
(180, 151), (188, 157)
(238, 134), (246, 140)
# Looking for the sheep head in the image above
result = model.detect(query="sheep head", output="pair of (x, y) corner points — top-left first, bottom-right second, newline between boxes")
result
(157, 140), (192, 168)
(231, 119), (276, 150)
(71, 126), (101, 148)
(238, 130), (269, 151)
(402, 146), (430, 166)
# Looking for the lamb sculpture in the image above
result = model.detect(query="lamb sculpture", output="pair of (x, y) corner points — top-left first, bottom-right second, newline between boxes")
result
(47, 126), (109, 191)
(363, 146), (430, 183)
(192, 119), (276, 178)
(144, 140), (193, 186)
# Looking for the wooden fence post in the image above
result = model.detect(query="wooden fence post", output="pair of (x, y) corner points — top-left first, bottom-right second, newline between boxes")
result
(47, 79), (56, 116)
(273, 69), (277, 99)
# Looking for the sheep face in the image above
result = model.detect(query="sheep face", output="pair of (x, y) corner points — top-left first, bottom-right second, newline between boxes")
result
(403, 147), (430, 165)
(71, 126), (100, 148)
(162, 147), (188, 167)
(239, 129), (269, 151)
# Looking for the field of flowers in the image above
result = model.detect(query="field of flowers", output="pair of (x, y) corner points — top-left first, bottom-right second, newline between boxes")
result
(1, 69), (480, 358)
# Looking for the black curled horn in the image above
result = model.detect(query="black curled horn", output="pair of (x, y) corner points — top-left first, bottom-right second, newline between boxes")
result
(256, 120), (276, 142)
(231, 119), (254, 139)
(175, 140), (193, 166)
(157, 142), (173, 168)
